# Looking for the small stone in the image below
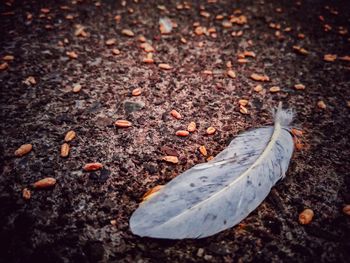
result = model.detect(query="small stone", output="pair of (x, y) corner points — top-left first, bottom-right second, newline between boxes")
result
(124, 101), (145, 113)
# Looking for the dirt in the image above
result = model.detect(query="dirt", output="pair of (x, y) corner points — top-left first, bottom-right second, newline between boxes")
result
(0, 0), (349, 262)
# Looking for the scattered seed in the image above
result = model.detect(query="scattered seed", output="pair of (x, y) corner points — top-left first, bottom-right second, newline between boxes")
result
(105, 38), (116, 46)
(138, 35), (146, 42)
(115, 120), (132, 128)
(180, 37), (187, 44)
(207, 126), (216, 135)
(194, 26), (204, 35)
(64, 130), (76, 142)
(143, 53), (154, 64)
(23, 76), (37, 86)
(200, 11), (210, 18)
(293, 45), (308, 55)
(162, 156), (179, 164)
(299, 208), (314, 225)
(207, 156), (214, 161)
(291, 128), (303, 137)
(239, 99), (249, 106)
(251, 73), (270, 81)
(60, 143), (70, 158)
(72, 83), (82, 93)
(227, 69), (236, 79)
(294, 84), (305, 90)
(66, 51), (78, 59)
(254, 84), (263, 92)
(343, 205), (350, 216)
(83, 162), (103, 171)
(339, 55), (350, 62)
(140, 43), (155, 52)
(158, 63), (172, 70)
(114, 15), (121, 22)
(132, 88), (142, 96)
(170, 110), (182, 119)
(203, 70), (213, 75)
(238, 58), (248, 64)
(112, 48), (120, 55)
(121, 29), (134, 37)
(0, 62), (8, 70)
(187, 122), (196, 132)
(176, 130), (189, 137)
(270, 86), (281, 93)
(199, 145), (207, 156)
(317, 100), (326, 109)
(239, 105), (249, 114)
(110, 219), (117, 226)
(22, 188), (31, 200)
(323, 54), (337, 62)
(222, 20), (232, 28)
(3, 55), (14, 61)
(243, 51), (256, 58)
(142, 185), (164, 202)
(33, 177), (57, 189)
(40, 8), (50, 14)
(15, 144), (33, 157)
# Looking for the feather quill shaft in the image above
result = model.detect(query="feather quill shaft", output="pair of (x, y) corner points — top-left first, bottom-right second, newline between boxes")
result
(130, 103), (294, 239)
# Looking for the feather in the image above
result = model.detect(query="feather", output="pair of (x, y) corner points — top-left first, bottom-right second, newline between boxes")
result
(130, 103), (295, 239)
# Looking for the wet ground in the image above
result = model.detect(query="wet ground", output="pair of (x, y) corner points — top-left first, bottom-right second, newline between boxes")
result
(0, 0), (349, 262)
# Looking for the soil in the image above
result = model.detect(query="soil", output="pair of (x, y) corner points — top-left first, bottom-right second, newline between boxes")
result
(0, 0), (350, 262)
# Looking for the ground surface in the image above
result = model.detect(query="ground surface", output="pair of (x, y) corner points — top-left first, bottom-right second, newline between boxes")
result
(0, 0), (350, 262)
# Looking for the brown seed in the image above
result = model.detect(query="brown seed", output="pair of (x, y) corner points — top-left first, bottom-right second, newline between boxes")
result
(294, 84), (305, 90)
(110, 219), (117, 226)
(0, 62), (8, 70)
(317, 100), (326, 109)
(142, 185), (164, 202)
(239, 99), (249, 106)
(194, 26), (204, 35)
(203, 70), (213, 75)
(176, 130), (189, 137)
(72, 83), (82, 93)
(170, 110), (182, 119)
(112, 48), (120, 55)
(342, 205), (350, 216)
(23, 76), (37, 86)
(158, 63), (172, 70)
(3, 55), (14, 61)
(239, 105), (249, 114)
(199, 145), (207, 156)
(291, 128), (303, 137)
(60, 143), (70, 158)
(132, 88), (142, 96)
(140, 43), (155, 53)
(222, 20), (232, 28)
(121, 29), (134, 37)
(83, 162), (103, 171)
(105, 38), (116, 46)
(243, 51), (256, 58)
(293, 45), (308, 55)
(299, 208), (314, 225)
(180, 37), (187, 44)
(250, 73), (270, 81)
(22, 188), (31, 200)
(33, 177), (57, 189)
(187, 122), (196, 132)
(207, 156), (214, 162)
(115, 120), (132, 128)
(66, 51), (78, 59)
(40, 8), (50, 14)
(138, 35), (146, 42)
(114, 15), (121, 22)
(207, 127), (216, 135)
(254, 84), (263, 92)
(200, 11), (210, 18)
(339, 55), (350, 62)
(162, 156), (179, 164)
(15, 144), (33, 157)
(64, 130), (76, 142)
(324, 54), (337, 62)
(227, 69), (236, 79)
(270, 86), (281, 93)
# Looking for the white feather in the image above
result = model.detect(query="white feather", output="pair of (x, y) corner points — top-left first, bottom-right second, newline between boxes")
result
(130, 103), (294, 239)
